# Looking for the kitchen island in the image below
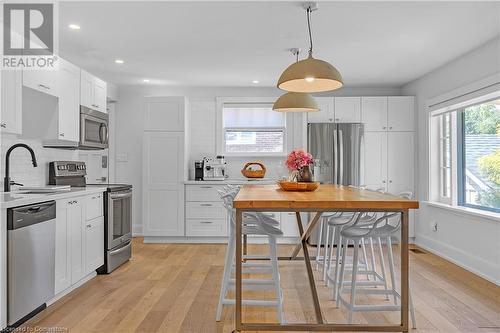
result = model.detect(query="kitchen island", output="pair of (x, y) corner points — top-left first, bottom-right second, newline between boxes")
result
(232, 184), (419, 333)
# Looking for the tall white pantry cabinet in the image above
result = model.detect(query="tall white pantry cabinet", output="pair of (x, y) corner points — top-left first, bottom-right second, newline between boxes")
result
(143, 97), (189, 238)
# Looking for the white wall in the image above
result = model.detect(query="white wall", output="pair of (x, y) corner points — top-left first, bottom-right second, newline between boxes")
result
(115, 86), (401, 235)
(402, 36), (500, 284)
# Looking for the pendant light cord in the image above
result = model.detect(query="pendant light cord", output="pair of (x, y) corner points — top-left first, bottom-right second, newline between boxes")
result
(306, 6), (313, 57)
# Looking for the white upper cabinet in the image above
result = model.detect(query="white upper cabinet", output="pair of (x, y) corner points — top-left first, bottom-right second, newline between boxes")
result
(57, 59), (80, 142)
(0, 71), (22, 134)
(144, 96), (186, 131)
(361, 97), (388, 131)
(307, 97), (334, 123)
(388, 96), (414, 131)
(80, 70), (107, 113)
(23, 68), (59, 97)
(334, 97), (361, 123)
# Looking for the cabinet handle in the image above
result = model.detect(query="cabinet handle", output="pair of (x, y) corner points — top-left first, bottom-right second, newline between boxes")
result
(389, 127), (393, 130)
(335, 118), (339, 121)
(389, 180), (392, 183)
(200, 221), (213, 224)
(59, 133), (65, 137)
(382, 180), (386, 183)
(86, 224), (92, 228)
(382, 127), (386, 130)
(0, 123), (6, 128)
(200, 186), (213, 189)
(200, 203), (213, 207)
(38, 84), (50, 90)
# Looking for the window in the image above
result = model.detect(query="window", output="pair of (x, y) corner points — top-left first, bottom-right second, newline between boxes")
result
(221, 103), (286, 155)
(439, 113), (453, 200)
(458, 100), (500, 212)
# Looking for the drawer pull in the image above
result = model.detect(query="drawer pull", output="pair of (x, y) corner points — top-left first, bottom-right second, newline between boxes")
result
(200, 186), (213, 189)
(200, 203), (213, 207)
(200, 221), (213, 224)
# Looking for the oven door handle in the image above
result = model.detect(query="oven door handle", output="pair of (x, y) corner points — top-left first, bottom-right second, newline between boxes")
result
(110, 192), (132, 200)
(109, 240), (131, 255)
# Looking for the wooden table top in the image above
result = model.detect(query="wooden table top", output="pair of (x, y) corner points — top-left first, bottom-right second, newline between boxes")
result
(233, 184), (419, 210)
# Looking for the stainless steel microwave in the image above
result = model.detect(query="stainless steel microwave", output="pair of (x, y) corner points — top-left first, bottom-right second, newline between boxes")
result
(80, 106), (109, 149)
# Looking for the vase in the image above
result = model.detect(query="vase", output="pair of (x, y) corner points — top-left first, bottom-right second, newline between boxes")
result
(298, 166), (313, 182)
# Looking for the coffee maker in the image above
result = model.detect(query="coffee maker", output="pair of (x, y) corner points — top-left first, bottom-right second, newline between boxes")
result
(202, 156), (227, 181)
(194, 160), (204, 180)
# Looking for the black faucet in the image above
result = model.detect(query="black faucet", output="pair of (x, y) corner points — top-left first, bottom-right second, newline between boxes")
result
(4, 143), (38, 192)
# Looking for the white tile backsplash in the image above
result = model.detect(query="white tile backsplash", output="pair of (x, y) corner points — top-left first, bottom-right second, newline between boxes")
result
(0, 134), (106, 189)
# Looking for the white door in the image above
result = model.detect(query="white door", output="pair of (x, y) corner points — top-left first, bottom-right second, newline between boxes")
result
(68, 199), (85, 284)
(388, 96), (414, 132)
(387, 132), (414, 194)
(143, 132), (185, 236)
(57, 59), (80, 142)
(361, 97), (388, 131)
(362, 132), (388, 191)
(144, 97), (186, 131)
(94, 78), (107, 113)
(80, 70), (94, 109)
(0, 71), (22, 134)
(307, 97), (334, 123)
(84, 217), (104, 274)
(54, 200), (71, 294)
(334, 97), (361, 123)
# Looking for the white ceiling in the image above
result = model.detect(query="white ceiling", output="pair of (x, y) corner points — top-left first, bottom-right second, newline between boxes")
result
(58, 1), (500, 88)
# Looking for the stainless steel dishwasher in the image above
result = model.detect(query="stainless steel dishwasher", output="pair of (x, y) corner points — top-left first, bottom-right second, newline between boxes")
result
(7, 200), (56, 326)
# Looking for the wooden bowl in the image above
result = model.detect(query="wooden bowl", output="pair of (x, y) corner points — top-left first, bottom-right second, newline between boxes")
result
(277, 180), (320, 192)
(241, 162), (266, 179)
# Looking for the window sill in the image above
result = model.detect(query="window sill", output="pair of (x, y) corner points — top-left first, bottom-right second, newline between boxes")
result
(425, 201), (500, 222)
(223, 153), (287, 158)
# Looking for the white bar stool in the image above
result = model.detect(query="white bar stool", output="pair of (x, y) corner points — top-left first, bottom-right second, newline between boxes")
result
(215, 188), (284, 323)
(337, 192), (416, 328)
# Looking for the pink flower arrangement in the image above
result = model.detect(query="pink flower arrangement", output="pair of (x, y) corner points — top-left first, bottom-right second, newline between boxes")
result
(286, 149), (313, 171)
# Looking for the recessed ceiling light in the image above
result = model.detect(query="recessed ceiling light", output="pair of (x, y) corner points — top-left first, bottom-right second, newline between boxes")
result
(68, 24), (80, 30)
(252, 80), (259, 84)
(114, 59), (124, 64)
(142, 79), (150, 83)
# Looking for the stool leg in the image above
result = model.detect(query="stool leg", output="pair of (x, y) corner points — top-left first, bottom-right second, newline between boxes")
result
(315, 219), (324, 270)
(216, 234), (236, 321)
(322, 223), (331, 282)
(348, 239), (360, 324)
(369, 237), (377, 284)
(326, 226), (336, 287)
(337, 237), (348, 308)
(269, 236), (283, 323)
(377, 237), (390, 300)
(386, 236), (398, 304)
(410, 285), (417, 329)
(332, 229), (343, 302)
(361, 237), (370, 281)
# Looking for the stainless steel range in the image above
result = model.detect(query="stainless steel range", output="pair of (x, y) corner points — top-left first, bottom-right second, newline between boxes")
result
(49, 161), (132, 273)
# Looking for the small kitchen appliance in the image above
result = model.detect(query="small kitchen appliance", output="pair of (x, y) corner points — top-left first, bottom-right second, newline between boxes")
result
(49, 161), (132, 273)
(202, 156), (227, 181)
(194, 160), (204, 180)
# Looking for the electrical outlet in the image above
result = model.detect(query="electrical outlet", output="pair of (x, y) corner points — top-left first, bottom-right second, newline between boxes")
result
(431, 221), (438, 232)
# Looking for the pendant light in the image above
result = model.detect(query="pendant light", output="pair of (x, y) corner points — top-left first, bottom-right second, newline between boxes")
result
(273, 48), (319, 112)
(277, 3), (343, 93)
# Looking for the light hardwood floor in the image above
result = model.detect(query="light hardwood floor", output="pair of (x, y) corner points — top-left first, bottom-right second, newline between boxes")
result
(24, 238), (500, 333)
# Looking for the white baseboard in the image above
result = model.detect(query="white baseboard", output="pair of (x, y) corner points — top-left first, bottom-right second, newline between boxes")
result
(415, 234), (499, 286)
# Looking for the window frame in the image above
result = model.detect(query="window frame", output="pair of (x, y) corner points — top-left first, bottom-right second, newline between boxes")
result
(438, 113), (453, 204)
(457, 106), (500, 213)
(216, 97), (291, 157)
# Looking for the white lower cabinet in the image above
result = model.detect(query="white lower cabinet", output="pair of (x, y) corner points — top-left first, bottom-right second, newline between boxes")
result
(185, 184), (227, 237)
(280, 212), (300, 238)
(84, 217), (104, 273)
(54, 193), (104, 295)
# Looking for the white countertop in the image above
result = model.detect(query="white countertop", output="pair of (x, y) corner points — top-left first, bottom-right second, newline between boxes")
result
(0, 187), (108, 209)
(184, 178), (278, 185)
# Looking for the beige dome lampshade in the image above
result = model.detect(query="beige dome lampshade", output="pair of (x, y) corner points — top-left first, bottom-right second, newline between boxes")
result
(277, 3), (343, 93)
(273, 92), (318, 112)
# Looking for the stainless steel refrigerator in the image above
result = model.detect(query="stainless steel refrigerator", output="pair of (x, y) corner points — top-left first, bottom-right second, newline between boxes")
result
(307, 123), (364, 244)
